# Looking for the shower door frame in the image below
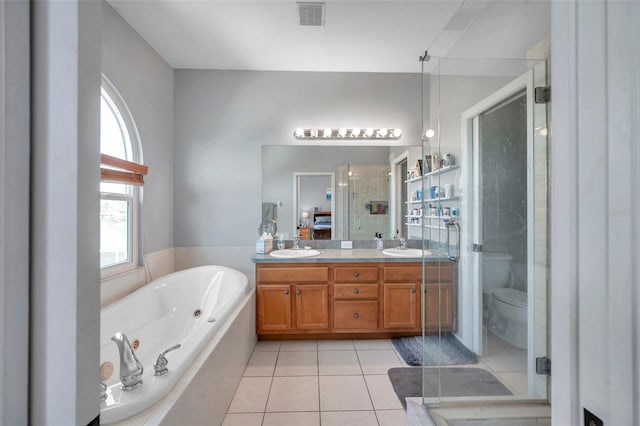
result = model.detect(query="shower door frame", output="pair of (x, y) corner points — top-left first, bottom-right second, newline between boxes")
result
(460, 66), (547, 398)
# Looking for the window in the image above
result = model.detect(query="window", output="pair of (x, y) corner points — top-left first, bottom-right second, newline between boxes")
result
(100, 78), (142, 277)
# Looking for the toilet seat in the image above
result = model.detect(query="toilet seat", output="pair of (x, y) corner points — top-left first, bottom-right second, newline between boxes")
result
(492, 288), (527, 308)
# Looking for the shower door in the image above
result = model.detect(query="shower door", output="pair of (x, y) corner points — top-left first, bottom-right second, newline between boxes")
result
(462, 60), (549, 398)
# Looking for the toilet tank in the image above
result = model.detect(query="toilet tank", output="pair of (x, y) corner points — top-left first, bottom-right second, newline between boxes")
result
(482, 252), (513, 290)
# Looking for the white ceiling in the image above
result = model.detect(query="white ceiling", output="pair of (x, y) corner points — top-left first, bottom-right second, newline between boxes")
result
(108, 0), (550, 73)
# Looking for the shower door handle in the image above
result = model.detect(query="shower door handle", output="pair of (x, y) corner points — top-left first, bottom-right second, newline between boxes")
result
(446, 220), (460, 261)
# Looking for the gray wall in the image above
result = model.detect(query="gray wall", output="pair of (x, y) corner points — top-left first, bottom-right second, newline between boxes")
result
(262, 145), (391, 238)
(31, 2), (101, 423)
(0, 1), (29, 423)
(102, 2), (174, 254)
(174, 70), (421, 247)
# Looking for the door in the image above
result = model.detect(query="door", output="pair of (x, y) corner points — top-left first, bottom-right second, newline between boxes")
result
(257, 285), (292, 331)
(295, 284), (329, 329)
(383, 283), (418, 329)
(461, 60), (549, 398)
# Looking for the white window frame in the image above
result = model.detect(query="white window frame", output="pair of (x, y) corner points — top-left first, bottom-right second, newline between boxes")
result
(100, 76), (142, 279)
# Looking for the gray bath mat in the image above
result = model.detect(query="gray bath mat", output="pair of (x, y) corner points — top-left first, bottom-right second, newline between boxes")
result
(392, 335), (478, 366)
(388, 367), (513, 409)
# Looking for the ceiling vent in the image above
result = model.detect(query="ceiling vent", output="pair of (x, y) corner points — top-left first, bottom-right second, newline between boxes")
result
(298, 2), (325, 26)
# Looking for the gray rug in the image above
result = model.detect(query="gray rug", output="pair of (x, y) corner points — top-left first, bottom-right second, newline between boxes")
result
(388, 367), (513, 409)
(392, 335), (478, 366)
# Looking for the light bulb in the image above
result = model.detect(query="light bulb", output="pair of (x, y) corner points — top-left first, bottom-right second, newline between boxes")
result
(378, 128), (388, 138)
(294, 128), (304, 138)
(392, 128), (402, 138)
(323, 128), (332, 138)
(365, 128), (374, 137)
(338, 128), (347, 137)
(424, 129), (435, 138)
(351, 128), (361, 137)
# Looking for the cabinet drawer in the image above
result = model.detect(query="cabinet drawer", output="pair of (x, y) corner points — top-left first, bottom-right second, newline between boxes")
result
(257, 267), (329, 283)
(383, 266), (421, 282)
(333, 301), (378, 329)
(334, 266), (378, 283)
(334, 284), (378, 300)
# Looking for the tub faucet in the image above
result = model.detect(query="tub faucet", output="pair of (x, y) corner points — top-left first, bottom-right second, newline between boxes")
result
(153, 344), (181, 376)
(111, 332), (144, 391)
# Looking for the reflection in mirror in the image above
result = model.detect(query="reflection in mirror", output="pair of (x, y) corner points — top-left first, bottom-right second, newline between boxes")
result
(262, 145), (420, 240)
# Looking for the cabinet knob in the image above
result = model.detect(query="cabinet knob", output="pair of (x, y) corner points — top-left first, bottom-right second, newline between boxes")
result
(353, 312), (360, 319)
(353, 288), (359, 294)
(354, 272), (360, 278)
(296, 289), (302, 296)
(411, 288), (417, 294)
(284, 290), (289, 295)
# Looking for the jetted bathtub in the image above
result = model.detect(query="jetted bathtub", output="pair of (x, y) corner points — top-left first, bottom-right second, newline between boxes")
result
(100, 265), (250, 424)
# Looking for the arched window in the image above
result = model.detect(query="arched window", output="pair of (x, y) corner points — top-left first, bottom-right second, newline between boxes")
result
(100, 77), (142, 276)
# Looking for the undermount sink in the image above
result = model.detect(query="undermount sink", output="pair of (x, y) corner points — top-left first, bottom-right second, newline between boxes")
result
(269, 249), (321, 258)
(382, 248), (431, 257)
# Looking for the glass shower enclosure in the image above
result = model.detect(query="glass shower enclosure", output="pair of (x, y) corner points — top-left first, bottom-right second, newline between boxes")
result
(420, 56), (550, 406)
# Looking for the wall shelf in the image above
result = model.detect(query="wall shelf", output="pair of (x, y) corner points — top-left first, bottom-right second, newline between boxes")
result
(424, 164), (458, 177)
(423, 196), (459, 203)
(404, 165), (459, 184)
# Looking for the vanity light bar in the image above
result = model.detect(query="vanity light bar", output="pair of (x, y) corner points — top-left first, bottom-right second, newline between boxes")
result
(293, 128), (402, 140)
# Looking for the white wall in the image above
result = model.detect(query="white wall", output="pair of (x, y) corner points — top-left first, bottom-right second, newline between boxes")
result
(31, 1), (101, 424)
(0, 1), (29, 424)
(102, 2), (174, 255)
(551, 0), (640, 424)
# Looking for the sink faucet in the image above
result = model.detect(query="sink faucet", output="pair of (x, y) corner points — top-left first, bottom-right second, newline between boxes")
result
(293, 236), (300, 250)
(111, 332), (144, 391)
(399, 236), (406, 250)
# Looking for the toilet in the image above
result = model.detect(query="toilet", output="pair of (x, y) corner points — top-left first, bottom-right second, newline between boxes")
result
(482, 252), (528, 349)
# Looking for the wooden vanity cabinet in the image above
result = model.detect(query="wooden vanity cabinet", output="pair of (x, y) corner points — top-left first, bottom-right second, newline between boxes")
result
(332, 265), (379, 331)
(423, 263), (454, 332)
(255, 262), (454, 337)
(382, 265), (421, 331)
(256, 265), (330, 334)
(257, 285), (292, 331)
(295, 284), (329, 329)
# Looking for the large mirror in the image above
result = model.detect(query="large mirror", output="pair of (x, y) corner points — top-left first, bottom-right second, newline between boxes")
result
(262, 145), (421, 240)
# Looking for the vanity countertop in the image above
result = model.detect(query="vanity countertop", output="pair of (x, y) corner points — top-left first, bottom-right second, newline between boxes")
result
(252, 248), (452, 264)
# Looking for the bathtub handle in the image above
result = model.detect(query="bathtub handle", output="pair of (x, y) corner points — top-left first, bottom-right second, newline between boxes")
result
(153, 344), (182, 376)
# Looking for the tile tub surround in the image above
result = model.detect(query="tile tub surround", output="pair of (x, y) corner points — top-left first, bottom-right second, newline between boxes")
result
(223, 339), (408, 426)
(110, 290), (256, 425)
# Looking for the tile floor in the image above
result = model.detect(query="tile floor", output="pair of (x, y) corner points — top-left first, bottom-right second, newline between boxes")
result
(478, 332), (528, 395)
(223, 336), (530, 426)
(223, 339), (408, 426)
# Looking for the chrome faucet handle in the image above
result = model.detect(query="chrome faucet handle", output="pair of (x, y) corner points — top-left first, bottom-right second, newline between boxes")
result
(99, 381), (108, 403)
(399, 237), (406, 249)
(153, 344), (181, 376)
(293, 236), (300, 249)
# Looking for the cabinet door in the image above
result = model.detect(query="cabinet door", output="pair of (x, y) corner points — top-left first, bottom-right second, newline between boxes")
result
(424, 284), (452, 331)
(295, 284), (329, 329)
(383, 283), (418, 329)
(257, 285), (292, 331)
